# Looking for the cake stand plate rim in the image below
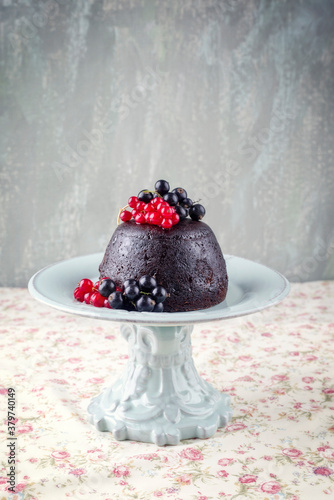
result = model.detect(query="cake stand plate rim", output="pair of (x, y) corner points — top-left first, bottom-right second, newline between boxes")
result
(28, 253), (290, 325)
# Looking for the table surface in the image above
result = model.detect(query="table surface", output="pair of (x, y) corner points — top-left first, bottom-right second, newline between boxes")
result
(1, 281), (334, 500)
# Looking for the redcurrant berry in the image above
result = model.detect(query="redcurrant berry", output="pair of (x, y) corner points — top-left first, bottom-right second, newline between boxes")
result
(90, 292), (105, 307)
(78, 278), (93, 293)
(161, 218), (173, 229)
(135, 212), (146, 224)
(73, 287), (85, 302)
(161, 206), (173, 217)
(136, 201), (145, 211)
(128, 196), (139, 208)
(144, 203), (155, 212)
(120, 210), (132, 222)
(172, 212), (180, 225)
(150, 212), (162, 225)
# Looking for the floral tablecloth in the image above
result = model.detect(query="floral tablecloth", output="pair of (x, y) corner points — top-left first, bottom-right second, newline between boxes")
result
(0, 281), (334, 500)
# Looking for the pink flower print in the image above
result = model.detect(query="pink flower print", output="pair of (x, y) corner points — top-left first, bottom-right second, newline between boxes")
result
(323, 388), (334, 394)
(51, 451), (70, 460)
(198, 497), (208, 500)
(176, 473), (192, 485)
(225, 422), (247, 432)
(217, 470), (229, 477)
(112, 465), (130, 477)
(0, 477), (7, 485)
(218, 458), (234, 466)
(8, 483), (26, 492)
(282, 448), (303, 458)
(87, 377), (104, 384)
(263, 455), (273, 460)
(304, 386), (313, 390)
(154, 492), (163, 497)
(69, 468), (86, 476)
(238, 355), (252, 362)
(142, 453), (158, 460)
(180, 448), (203, 461)
(227, 335), (240, 343)
(260, 481), (281, 494)
(48, 379), (69, 385)
(271, 374), (289, 382)
(320, 449), (334, 461)
(0, 388), (8, 395)
(303, 355), (317, 361)
(29, 458), (38, 463)
(239, 475), (257, 483)
(317, 446), (330, 452)
(302, 377), (315, 384)
(16, 423), (33, 433)
(314, 467), (333, 476)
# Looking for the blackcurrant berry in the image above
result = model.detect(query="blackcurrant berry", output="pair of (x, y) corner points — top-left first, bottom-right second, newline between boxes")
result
(138, 275), (158, 292)
(181, 197), (193, 209)
(138, 190), (153, 203)
(123, 297), (136, 311)
(123, 278), (138, 289)
(175, 205), (188, 220)
(189, 204), (206, 221)
(98, 278), (116, 297)
(172, 187), (187, 201)
(155, 179), (170, 195)
(163, 192), (178, 206)
(124, 284), (140, 301)
(151, 286), (167, 304)
(153, 302), (164, 312)
(108, 291), (124, 309)
(136, 295), (156, 312)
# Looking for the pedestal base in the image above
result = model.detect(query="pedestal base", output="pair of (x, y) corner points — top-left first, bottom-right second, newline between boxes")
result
(88, 324), (232, 445)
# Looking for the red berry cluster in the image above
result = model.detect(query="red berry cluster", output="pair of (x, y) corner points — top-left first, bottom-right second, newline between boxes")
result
(120, 196), (180, 229)
(73, 278), (120, 308)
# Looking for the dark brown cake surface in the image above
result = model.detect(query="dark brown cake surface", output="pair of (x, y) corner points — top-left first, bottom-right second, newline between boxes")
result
(99, 219), (228, 312)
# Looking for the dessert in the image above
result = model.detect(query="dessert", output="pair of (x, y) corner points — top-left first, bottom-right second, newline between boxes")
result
(74, 180), (228, 312)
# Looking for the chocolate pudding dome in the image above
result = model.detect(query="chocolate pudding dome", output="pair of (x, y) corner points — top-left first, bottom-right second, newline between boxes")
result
(98, 180), (228, 313)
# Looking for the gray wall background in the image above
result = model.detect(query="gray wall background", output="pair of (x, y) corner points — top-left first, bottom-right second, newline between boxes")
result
(0, 0), (334, 287)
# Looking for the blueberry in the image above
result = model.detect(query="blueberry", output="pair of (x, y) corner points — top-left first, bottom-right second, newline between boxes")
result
(163, 192), (178, 206)
(153, 302), (164, 312)
(98, 278), (116, 297)
(124, 284), (140, 301)
(108, 291), (124, 309)
(136, 295), (156, 312)
(172, 187), (187, 201)
(181, 197), (193, 209)
(175, 205), (188, 220)
(151, 285), (167, 304)
(123, 278), (138, 289)
(155, 180), (170, 195)
(138, 190), (153, 203)
(189, 204), (206, 221)
(138, 275), (157, 292)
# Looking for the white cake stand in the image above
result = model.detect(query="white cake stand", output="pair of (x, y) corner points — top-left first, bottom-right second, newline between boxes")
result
(29, 253), (289, 445)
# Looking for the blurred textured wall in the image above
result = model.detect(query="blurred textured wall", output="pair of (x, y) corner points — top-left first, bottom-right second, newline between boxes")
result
(0, 0), (334, 286)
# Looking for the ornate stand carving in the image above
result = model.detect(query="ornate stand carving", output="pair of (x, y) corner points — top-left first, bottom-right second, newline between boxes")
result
(88, 324), (232, 445)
